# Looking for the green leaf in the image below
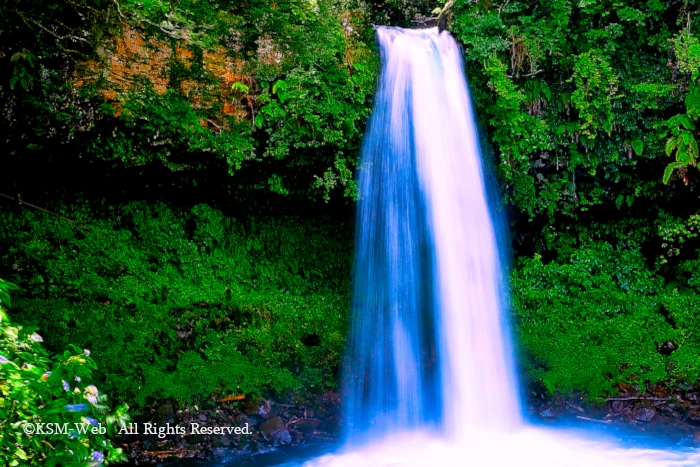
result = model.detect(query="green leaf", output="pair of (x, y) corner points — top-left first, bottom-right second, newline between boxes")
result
(686, 84), (700, 114)
(690, 135), (699, 160)
(231, 82), (250, 94)
(665, 136), (677, 157)
(272, 80), (287, 95)
(631, 138), (643, 156)
(663, 161), (684, 184)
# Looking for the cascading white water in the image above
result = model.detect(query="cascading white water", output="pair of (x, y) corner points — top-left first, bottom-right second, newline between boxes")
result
(407, 26), (521, 437)
(301, 26), (700, 467)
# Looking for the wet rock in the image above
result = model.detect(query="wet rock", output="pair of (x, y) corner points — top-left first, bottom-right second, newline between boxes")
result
(291, 418), (321, 433)
(235, 415), (258, 429)
(650, 384), (671, 398)
(261, 416), (291, 446)
(155, 401), (175, 425)
(631, 407), (656, 422)
(659, 341), (679, 356)
(126, 395), (340, 464)
(539, 407), (555, 418)
(321, 392), (341, 406)
(686, 409), (700, 424)
(258, 400), (272, 419)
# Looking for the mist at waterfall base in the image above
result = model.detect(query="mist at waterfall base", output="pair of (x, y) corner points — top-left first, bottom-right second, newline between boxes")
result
(288, 27), (700, 467)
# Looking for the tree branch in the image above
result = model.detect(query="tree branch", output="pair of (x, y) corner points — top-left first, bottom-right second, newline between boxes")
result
(605, 397), (670, 401)
(17, 11), (88, 44)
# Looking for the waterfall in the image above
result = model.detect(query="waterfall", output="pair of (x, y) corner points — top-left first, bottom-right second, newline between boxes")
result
(343, 26), (519, 441)
(302, 26), (700, 467)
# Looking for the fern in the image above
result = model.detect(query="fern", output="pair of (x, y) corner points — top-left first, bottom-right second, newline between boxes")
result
(231, 82), (250, 94)
(665, 136), (677, 157)
(663, 161), (684, 184)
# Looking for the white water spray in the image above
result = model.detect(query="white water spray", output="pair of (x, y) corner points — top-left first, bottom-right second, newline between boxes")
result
(407, 26), (521, 437)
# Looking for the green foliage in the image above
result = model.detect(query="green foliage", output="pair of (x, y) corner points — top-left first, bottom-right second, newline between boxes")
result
(1, 0), (378, 201)
(1, 0), (113, 152)
(569, 49), (617, 137)
(0, 280), (21, 311)
(657, 212), (700, 265)
(248, 1), (378, 199)
(672, 28), (700, 81)
(449, 0), (700, 398)
(513, 241), (700, 399)
(661, 85), (700, 184)
(452, 0), (699, 219)
(0, 280), (129, 466)
(231, 82), (250, 94)
(90, 88), (255, 172)
(0, 203), (351, 407)
(359, 0), (439, 26)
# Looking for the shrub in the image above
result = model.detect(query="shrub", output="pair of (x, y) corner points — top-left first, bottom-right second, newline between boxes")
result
(513, 241), (700, 399)
(0, 203), (351, 407)
(0, 279), (129, 466)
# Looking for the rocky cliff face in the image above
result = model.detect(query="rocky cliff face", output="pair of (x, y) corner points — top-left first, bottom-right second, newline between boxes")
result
(3, 1), (381, 201)
(75, 23), (257, 129)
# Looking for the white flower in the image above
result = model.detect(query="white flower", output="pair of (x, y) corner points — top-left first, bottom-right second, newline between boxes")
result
(85, 385), (99, 405)
(84, 349), (90, 357)
(30, 333), (43, 342)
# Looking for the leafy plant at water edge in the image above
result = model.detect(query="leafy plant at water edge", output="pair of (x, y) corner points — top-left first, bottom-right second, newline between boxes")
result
(0, 279), (129, 466)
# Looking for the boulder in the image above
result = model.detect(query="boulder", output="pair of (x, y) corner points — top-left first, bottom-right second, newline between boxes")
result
(630, 406), (656, 422)
(260, 416), (291, 446)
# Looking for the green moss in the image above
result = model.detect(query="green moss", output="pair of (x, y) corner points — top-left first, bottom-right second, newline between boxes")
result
(513, 239), (700, 399)
(0, 203), (351, 407)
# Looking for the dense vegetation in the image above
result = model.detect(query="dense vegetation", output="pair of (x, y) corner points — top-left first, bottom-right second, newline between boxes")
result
(3, 0), (700, 442)
(2, 0), (379, 202)
(1, 0), (374, 423)
(451, 0), (700, 398)
(0, 203), (351, 406)
(0, 279), (129, 465)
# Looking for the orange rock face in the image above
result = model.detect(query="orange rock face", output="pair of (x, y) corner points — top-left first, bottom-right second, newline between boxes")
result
(75, 24), (251, 126)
